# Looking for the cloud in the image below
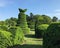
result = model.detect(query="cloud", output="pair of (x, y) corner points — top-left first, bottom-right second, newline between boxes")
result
(0, 0), (13, 7)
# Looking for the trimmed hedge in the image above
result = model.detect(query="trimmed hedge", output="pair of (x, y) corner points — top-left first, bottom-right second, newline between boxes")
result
(8, 27), (24, 45)
(35, 24), (49, 38)
(0, 30), (12, 48)
(43, 22), (60, 48)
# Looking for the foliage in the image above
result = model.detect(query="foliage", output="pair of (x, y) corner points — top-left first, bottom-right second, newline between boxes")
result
(14, 27), (24, 44)
(19, 8), (27, 13)
(27, 14), (51, 30)
(17, 8), (30, 34)
(42, 15), (52, 24)
(0, 30), (12, 48)
(5, 17), (17, 27)
(0, 25), (8, 31)
(35, 24), (49, 38)
(35, 15), (51, 26)
(43, 22), (60, 48)
(8, 27), (24, 45)
(52, 16), (58, 22)
(22, 28), (30, 34)
(0, 21), (5, 26)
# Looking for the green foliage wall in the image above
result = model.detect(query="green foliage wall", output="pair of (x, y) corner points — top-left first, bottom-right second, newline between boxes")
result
(43, 23), (60, 48)
(35, 24), (49, 38)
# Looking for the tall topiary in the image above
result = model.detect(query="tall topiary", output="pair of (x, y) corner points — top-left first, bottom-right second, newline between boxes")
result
(43, 23), (60, 48)
(17, 8), (30, 34)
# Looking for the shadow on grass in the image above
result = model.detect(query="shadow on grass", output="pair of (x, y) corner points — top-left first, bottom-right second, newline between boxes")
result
(25, 34), (35, 38)
(7, 44), (43, 48)
(25, 34), (43, 39)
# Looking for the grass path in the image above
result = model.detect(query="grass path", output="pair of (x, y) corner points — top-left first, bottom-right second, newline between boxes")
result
(21, 31), (43, 48)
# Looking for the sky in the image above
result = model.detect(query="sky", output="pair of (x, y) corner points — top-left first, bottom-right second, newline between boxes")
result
(0, 0), (60, 20)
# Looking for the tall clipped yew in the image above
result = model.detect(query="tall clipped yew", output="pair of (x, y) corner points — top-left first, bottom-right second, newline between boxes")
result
(43, 23), (60, 48)
(17, 8), (30, 34)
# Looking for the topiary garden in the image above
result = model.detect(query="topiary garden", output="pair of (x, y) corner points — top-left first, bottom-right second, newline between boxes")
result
(0, 8), (60, 48)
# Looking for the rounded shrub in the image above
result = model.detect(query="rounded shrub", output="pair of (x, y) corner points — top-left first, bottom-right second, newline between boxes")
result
(8, 27), (24, 45)
(0, 30), (12, 48)
(35, 24), (49, 38)
(43, 22), (60, 48)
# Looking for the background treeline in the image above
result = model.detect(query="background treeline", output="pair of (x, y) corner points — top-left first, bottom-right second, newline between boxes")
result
(0, 12), (59, 30)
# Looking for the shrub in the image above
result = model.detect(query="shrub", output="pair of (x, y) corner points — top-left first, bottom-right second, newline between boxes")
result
(8, 27), (24, 45)
(22, 28), (30, 34)
(0, 25), (8, 31)
(43, 22), (60, 48)
(35, 24), (49, 38)
(0, 30), (12, 48)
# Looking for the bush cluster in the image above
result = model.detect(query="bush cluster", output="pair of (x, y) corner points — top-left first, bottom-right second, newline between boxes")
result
(0, 30), (12, 48)
(0, 25), (8, 31)
(43, 23), (60, 48)
(0, 26), (24, 48)
(35, 24), (49, 38)
(8, 27), (24, 45)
